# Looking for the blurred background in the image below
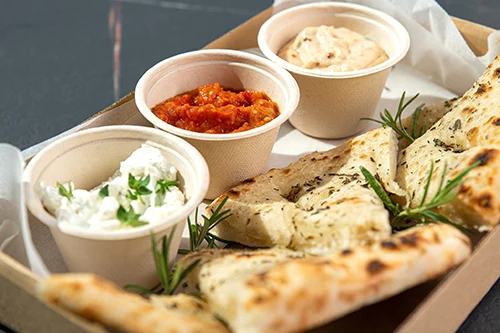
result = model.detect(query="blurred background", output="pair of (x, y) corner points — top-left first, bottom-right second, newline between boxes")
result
(1, 0), (500, 332)
(1, 0), (499, 150)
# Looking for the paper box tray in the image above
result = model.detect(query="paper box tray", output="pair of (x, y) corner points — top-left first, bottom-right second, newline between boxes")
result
(1, 7), (498, 333)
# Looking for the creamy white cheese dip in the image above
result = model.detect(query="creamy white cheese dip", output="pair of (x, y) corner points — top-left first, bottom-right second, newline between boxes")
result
(278, 26), (389, 72)
(36, 144), (185, 232)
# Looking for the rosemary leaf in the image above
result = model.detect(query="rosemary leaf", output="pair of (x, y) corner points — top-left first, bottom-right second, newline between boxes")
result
(179, 196), (232, 253)
(124, 284), (155, 294)
(411, 103), (425, 139)
(179, 259), (200, 282)
(420, 210), (469, 233)
(359, 167), (399, 216)
(419, 161), (434, 207)
(169, 262), (183, 295)
(361, 91), (424, 143)
(151, 229), (168, 289)
(361, 161), (479, 232)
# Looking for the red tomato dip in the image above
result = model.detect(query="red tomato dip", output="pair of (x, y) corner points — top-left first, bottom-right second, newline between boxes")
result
(151, 83), (280, 134)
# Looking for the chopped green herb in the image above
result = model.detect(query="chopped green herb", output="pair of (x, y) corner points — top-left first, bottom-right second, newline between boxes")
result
(155, 179), (179, 206)
(125, 225), (200, 295)
(128, 174), (153, 195)
(126, 189), (138, 201)
(116, 205), (147, 228)
(98, 184), (109, 197)
(127, 174), (152, 204)
(57, 182), (73, 200)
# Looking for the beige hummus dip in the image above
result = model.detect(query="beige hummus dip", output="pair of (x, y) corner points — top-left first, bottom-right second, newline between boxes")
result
(278, 26), (389, 72)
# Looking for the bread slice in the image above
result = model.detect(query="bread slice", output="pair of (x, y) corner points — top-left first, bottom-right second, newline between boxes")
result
(150, 294), (224, 327)
(397, 56), (500, 231)
(208, 127), (405, 254)
(37, 274), (229, 333)
(180, 224), (470, 333)
(398, 97), (459, 149)
(180, 247), (306, 296)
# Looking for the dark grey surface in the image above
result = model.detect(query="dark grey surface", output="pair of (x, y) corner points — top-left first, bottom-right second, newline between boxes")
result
(1, 0), (499, 332)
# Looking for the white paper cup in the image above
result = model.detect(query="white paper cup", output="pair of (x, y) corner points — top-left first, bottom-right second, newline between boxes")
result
(135, 49), (300, 199)
(23, 125), (209, 287)
(258, 2), (410, 139)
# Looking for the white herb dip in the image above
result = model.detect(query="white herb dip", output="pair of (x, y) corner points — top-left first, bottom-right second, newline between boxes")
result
(36, 144), (185, 232)
(278, 26), (389, 72)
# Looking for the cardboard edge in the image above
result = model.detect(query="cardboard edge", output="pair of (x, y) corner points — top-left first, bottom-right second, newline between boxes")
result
(1, 6), (498, 333)
(397, 227), (500, 333)
(204, 7), (272, 50)
(83, 91), (136, 123)
(452, 17), (495, 56)
(0, 252), (107, 333)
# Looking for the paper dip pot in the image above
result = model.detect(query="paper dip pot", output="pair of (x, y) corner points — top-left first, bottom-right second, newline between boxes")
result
(135, 49), (300, 200)
(258, 2), (410, 139)
(23, 125), (209, 287)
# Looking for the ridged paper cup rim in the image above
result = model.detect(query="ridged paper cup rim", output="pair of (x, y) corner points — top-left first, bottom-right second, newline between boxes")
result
(258, 2), (410, 79)
(135, 49), (300, 141)
(23, 125), (209, 241)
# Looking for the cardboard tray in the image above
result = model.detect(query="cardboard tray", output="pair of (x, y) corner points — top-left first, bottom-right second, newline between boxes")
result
(1, 7), (498, 333)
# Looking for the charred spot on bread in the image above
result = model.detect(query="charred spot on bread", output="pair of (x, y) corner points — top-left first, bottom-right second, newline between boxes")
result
(475, 193), (492, 209)
(47, 295), (60, 305)
(475, 83), (489, 95)
(433, 232), (441, 244)
(494, 67), (500, 78)
(458, 184), (472, 195)
(399, 233), (419, 247)
(80, 305), (102, 322)
(241, 178), (256, 184)
(227, 189), (240, 198)
(367, 259), (386, 275)
(466, 127), (479, 141)
(471, 149), (497, 166)
(381, 240), (398, 249)
(341, 249), (353, 256)
(167, 302), (178, 309)
(489, 116), (500, 126)
(64, 281), (84, 294)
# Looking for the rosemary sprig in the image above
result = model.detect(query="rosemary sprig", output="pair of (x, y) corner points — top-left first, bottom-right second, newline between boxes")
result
(155, 179), (179, 206)
(178, 196), (232, 254)
(57, 182), (73, 200)
(361, 92), (425, 143)
(125, 225), (200, 295)
(360, 161), (480, 232)
(116, 205), (148, 228)
(127, 174), (152, 204)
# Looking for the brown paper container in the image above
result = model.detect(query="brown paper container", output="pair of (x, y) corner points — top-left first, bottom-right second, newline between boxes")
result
(22, 126), (209, 287)
(258, 3), (410, 138)
(0, 7), (498, 333)
(134, 49), (299, 199)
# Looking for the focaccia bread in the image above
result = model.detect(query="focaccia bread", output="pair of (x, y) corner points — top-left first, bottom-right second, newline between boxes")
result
(180, 224), (471, 333)
(37, 274), (229, 333)
(180, 247), (307, 295)
(398, 97), (459, 149)
(208, 127), (406, 254)
(150, 294), (224, 327)
(398, 56), (500, 231)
